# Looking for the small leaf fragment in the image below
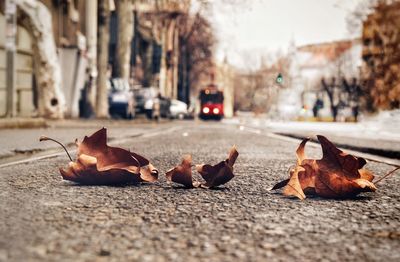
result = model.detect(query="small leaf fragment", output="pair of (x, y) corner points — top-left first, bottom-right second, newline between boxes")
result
(270, 178), (289, 190)
(196, 145), (239, 188)
(140, 163), (159, 182)
(165, 155), (195, 188)
(283, 166), (306, 200)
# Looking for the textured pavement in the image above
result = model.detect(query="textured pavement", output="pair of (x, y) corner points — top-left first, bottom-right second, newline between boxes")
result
(0, 121), (399, 261)
(0, 123), (158, 160)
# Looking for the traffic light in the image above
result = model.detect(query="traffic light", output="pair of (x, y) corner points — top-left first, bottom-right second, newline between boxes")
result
(276, 73), (283, 84)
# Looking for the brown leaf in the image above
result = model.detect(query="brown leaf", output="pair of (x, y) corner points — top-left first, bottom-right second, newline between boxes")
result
(165, 155), (195, 188)
(47, 128), (158, 185)
(196, 146), (239, 188)
(140, 163), (159, 182)
(359, 169), (375, 182)
(270, 178), (289, 190)
(317, 135), (364, 180)
(295, 137), (309, 165)
(271, 138), (316, 193)
(283, 166), (306, 200)
(272, 136), (376, 200)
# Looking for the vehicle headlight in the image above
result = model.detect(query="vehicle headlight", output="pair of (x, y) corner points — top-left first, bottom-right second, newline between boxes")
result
(213, 108), (220, 114)
(203, 107), (210, 114)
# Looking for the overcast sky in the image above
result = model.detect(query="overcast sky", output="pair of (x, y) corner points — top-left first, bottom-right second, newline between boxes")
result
(210, 0), (363, 68)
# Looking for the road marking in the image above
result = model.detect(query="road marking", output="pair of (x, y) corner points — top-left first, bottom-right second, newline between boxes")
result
(239, 125), (400, 167)
(239, 125), (261, 134)
(141, 125), (182, 138)
(0, 126), (182, 169)
(0, 151), (66, 169)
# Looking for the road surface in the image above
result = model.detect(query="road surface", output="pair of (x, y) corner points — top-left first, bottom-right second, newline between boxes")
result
(0, 121), (399, 261)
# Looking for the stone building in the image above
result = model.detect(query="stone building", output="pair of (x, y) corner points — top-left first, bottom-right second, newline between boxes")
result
(277, 39), (362, 119)
(216, 59), (235, 118)
(0, 0), (93, 118)
(0, 12), (33, 117)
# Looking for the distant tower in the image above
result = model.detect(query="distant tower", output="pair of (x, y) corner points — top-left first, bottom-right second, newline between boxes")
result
(220, 54), (234, 118)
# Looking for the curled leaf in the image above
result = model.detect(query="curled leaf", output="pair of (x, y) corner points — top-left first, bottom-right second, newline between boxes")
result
(196, 145), (239, 188)
(42, 128), (158, 185)
(272, 136), (376, 200)
(140, 163), (159, 182)
(165, 155), (195, 188)
(269, 178), (289, 190)
(283, 166), (306, 200)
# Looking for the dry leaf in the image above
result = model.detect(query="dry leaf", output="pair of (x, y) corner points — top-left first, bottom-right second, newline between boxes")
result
(140, 163), (159, 182)
(196, 145), (239, 188)
(271, 135), (376, 200)
(41, 128), (158, 185)
(165, 155), (197, 188)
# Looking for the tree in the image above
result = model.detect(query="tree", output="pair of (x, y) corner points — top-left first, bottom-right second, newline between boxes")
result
(116, 0), (134, 79)
(96, 0), (111, 118)
(321, 77), (340, 121)
(133, 0), (190, 98)
(361, 0), (400, 110)
(343, 77), (363, 121)
(13, 0), (65, 118)
(178, 13), (215, 104)
(346, 0), (377, 37)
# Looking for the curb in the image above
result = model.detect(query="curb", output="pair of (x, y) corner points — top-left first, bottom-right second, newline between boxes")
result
(46, 118), (170, 129)
(277, 133), (400, 160)
(0, 118), (48, 129)
(0, 117), (171, 129)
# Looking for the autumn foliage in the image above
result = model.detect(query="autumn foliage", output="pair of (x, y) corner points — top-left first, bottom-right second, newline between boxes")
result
(362, 0), (400, 110)
(271, 135), (377, 200)
(39, 128), (399, 200)
(40, 128), (158, 185)
(166, 146), (239, 188)
(166, 155), (197, 188)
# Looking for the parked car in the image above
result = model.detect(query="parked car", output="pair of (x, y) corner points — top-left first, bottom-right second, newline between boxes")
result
(133, 87), (158, 114)
(141, 87), (171, 119)
(144, 95), (171, 119)
(170, 99), (190, 119)
(108, 78), (136, 119)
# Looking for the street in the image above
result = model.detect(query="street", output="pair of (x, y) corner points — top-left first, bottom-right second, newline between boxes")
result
(0, 121), (399, 261)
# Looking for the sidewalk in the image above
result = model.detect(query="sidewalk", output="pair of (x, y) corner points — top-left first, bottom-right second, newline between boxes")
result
(0, 115), (168, 129)
(224, 110), (400, 159)
(0, 116), (171, 162)
(0, 118), (47, 129)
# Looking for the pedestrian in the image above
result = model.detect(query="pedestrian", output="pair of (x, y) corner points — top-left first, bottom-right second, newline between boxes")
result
(312, 94), (324, 118)
(152, 93), (161, 121)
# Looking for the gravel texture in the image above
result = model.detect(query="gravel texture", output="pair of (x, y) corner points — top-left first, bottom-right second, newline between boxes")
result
(0, 122), (399, 261)
(0, 125), (154, 160)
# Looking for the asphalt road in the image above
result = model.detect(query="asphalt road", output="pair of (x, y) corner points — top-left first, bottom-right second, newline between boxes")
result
(0, 121), (399, 261)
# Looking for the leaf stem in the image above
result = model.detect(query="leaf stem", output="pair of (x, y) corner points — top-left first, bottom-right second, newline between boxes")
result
(374, 166), (400, 184)
(39, 136), (73, 161)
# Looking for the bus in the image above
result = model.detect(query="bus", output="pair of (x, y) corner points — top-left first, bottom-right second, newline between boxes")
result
(199, 84), (224, 120)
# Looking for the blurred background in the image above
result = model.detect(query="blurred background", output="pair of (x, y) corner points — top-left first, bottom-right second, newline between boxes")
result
(0, 0), (399, 124)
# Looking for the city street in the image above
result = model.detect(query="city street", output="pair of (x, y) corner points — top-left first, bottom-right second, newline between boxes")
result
(2, 0), (400, 261)
(1, 121), (399, 261)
